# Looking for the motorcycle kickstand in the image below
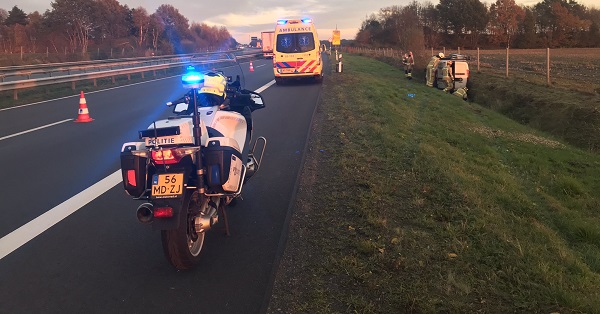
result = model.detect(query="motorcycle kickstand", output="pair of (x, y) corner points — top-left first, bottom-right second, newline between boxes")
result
(218, 201), (230, 236)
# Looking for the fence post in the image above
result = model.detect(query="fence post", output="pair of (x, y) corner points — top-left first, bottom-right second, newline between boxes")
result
(458, 47), (460, 54)
(431, 47), (433, 56)
(505, 47), (509, 78)
(111, 48), (113, 58)
(46, 47), (49, 58)
(477, 48), (480, 73)
(443, 47), (446, 55)
(546, 48), (550, 85)
(21, 46), (23, 61)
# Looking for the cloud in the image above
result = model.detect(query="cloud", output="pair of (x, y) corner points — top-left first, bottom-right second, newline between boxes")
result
(204, 8), (299, 28)
(203, 4), (332, 28)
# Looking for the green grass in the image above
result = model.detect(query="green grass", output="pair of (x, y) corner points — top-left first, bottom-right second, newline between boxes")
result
(468, 72), (600, 152)
(268, 55), (600, 313)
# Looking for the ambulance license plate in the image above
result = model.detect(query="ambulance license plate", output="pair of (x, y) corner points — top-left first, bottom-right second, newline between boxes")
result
(151, 173), (184, 198)
(281, 68), (297, 73)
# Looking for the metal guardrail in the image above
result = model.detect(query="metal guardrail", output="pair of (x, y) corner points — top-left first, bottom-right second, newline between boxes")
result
(0, 50), (261, 100)
(0, 49), (257, 81)
(0, 56), (192, 81)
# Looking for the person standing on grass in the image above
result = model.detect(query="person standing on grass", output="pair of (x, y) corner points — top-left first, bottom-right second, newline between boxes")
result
(426, 52), (443, 87)
(405, 51), (414, 79)
(402, 53), (409, 78)
(442, 60), (454, 92)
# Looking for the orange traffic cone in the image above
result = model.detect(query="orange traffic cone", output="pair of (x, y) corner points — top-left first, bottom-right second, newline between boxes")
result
(249, 61), (254, 72)
(74, 91), (94, 123)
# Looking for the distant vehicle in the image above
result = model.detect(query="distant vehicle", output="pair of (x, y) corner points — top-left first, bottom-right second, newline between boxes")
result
(261, 31), (275, 58)
(273, 18), (323, 84)
(435, 54), (470, 90)
(250, 36), (258, 48)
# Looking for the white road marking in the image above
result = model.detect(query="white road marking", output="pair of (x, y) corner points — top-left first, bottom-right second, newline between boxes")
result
(256, 80), (275, 93)
(0, 80), (275, 261)
(0, 171), (122, 260)
(0, 119), (73, 141)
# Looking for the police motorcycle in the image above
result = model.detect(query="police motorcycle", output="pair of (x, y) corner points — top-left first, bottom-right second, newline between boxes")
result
(119, 65), (266, 270)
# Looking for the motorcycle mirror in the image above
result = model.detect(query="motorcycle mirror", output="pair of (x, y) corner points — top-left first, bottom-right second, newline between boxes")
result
(166, 101), (173, 107)
(227, 76), (233, 82)
(250, 94), (264, 106)
(173, 102), (191, 114)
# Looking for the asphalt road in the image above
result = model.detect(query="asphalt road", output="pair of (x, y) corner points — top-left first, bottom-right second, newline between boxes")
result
(0, 56), (327, 313)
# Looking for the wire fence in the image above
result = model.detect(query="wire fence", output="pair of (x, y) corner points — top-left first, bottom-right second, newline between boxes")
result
(346, 47), (600, 94)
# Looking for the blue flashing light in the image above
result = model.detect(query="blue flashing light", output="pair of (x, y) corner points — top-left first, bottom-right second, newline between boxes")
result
(182, 71), (204, 88)
(277, 20), (287, 25)
(301, 18), (312, 24)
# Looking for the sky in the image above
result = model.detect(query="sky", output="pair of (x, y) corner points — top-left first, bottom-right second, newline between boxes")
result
(6, 0), (599, 44)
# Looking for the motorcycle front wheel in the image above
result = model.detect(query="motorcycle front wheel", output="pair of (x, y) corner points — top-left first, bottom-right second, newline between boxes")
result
(161, 193), (205, 270)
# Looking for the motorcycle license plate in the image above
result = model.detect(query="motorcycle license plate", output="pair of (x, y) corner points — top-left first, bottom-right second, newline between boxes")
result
(151, 173), (184, 198)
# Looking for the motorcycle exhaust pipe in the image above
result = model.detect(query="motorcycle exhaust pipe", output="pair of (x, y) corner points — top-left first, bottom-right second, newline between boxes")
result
(136, 203), (154, 224)
(194, 200), (219, 234)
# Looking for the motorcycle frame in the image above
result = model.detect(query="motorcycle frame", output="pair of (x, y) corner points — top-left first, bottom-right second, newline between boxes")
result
(191, 88), (205, 196)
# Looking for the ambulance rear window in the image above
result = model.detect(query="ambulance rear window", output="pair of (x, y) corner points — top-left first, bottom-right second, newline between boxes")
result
(276, 33), (315, 53)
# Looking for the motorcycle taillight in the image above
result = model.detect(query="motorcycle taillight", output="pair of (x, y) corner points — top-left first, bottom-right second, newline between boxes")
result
(152, 149), (179, 164)
(151, 147), (200, 165)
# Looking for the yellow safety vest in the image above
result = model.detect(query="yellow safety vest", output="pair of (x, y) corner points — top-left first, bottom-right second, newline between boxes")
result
(453, 87), (468, 99)
(442, 67), (450, 77)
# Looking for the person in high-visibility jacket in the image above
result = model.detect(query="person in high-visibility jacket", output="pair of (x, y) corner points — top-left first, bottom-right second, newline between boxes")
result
(402, 53), (409, 76)
(452, 87), (468, 100)
(405, 51), (414, 79)
(426, 52), (443, 87)
(442, 60), (454, 92)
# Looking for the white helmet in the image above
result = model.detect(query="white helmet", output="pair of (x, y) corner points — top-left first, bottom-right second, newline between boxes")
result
(438, 52), (445, 58)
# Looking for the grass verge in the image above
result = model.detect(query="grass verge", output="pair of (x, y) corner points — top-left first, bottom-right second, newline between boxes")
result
(267, 55), (600, 313)
(468, 72), (600, 152)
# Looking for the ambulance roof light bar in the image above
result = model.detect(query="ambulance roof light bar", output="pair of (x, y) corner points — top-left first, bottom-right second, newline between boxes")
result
(277, 18), (312, 25)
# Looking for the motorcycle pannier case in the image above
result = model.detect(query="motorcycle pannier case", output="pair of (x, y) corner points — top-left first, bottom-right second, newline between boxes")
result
(204, 138), (243, 193)
(120, 146), (148, 198)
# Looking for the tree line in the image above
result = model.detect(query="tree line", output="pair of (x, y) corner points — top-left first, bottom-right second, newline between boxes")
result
(355, 0), (600, 52)
(0, 0), (238, 57)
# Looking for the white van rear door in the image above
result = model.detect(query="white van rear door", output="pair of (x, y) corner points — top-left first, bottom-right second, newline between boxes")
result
(453, 62), (469, 89)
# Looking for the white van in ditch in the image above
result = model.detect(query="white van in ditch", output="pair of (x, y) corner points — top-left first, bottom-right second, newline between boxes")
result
(435, 54), (470, 90)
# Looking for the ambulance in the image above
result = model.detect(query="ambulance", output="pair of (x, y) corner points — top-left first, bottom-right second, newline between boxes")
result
(273, 18), (323, 84)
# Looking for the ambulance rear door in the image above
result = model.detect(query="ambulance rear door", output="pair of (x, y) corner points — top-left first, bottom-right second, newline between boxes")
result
(274, 32), (319, 75)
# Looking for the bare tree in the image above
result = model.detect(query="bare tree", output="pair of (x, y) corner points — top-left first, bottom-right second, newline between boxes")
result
(489, 0), (525, 47)
(132, 7), (150, 48)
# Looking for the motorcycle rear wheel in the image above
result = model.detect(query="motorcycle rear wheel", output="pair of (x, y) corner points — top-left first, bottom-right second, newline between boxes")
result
(161, 195), (205, 270)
